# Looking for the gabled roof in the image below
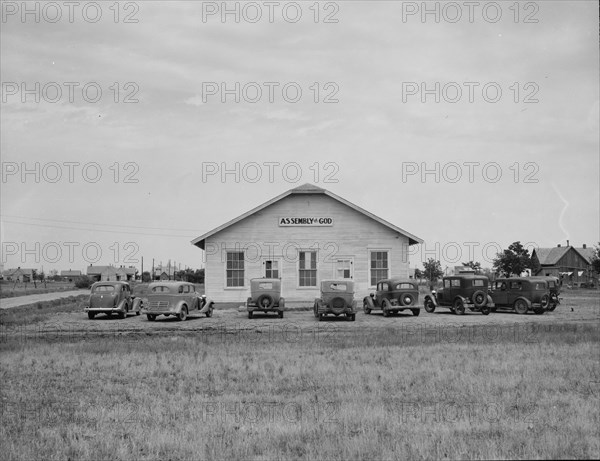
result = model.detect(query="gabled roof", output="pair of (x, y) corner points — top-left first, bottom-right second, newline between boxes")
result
(533, 246), (594, 266)
(87, 265), (110, 275)
(575, 247), (596, 264)
(2, 268), (34, 277)
(191, 183), (423, 249)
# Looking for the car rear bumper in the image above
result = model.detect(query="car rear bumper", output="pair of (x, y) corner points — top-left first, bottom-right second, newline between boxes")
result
(84, 307), (126, 314)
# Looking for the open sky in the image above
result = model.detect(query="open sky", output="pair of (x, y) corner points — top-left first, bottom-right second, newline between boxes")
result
(1, 0), (598, 274)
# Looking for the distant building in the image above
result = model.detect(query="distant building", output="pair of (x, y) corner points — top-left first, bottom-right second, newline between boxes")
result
(60, 270), (83, 282)
(86, 265), (137, 282)
(2, 267), (34, 282)
(532, 243), (596, 286)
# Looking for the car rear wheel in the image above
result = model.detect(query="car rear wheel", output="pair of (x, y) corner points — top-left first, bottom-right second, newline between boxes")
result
(119, 310), (126, 319)
(514, 299), (528, 315)
(179, 307), (188, 321)
(278, 311), (284, 319)
(540, 294), (550, 309)
(424, 299), (436, 313)
(453, 299), (465, 315)
(248, 311), (253, 319)
(348, 313), (356, 321)
(480, 305), (490, 315)
(147, 314), (156, 321)
(206, 307), (213, 318)
(87, 312), (95, 319)
(363, 301), (371, 315)
(411, 309), (420, 316)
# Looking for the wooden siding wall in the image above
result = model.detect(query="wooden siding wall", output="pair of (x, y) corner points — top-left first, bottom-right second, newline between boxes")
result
(204, 194), (411, 302)
(536, 248), (593, 283)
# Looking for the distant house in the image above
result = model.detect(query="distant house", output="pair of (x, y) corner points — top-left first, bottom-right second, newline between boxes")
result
(453, 266), (475, 275)
(60, 270), (82, 282)
(87, 265), (137, 282)
(159, 272), (171, 281)
(532, 243), (596, 286)
(2, 267), (34, 282)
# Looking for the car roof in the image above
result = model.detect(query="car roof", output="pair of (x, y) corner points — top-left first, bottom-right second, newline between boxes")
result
(93, 281), (128, 285)
(148, 281), (193, 287)
(378, 278), (416, 285)
(445, 274), (488, 279)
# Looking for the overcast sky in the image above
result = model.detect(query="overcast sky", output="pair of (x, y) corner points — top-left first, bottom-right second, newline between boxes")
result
(1, 0), (598, 274)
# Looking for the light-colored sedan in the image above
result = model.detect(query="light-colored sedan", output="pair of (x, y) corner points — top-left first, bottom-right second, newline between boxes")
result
(143, 281), (213, 321)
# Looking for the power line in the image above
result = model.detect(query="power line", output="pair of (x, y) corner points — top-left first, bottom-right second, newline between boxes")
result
(0, 214), (202, 232)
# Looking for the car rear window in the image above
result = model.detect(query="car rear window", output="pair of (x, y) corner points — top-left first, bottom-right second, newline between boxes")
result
(94, 285), (115, 292)
(396, 283), (414, 290)
(451, 279), (461, 287)
(472, 280), (485, 287)
(152, 286), (171, 293)
(329, 283), (347, 291)
(259, 282), (273, 289)
(534, 283), (545, 290)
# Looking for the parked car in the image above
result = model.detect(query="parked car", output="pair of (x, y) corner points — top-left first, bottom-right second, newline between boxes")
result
(489, 278), (550, 314)
(143, 281), (213, 321)
(363, 278), (420, 317)
(246, 278), (285, 319)
(84, 281), (142, 319)
(423, 274), (493, 315)
(528, 276), (561, 310)
(314, 280), (357, 321)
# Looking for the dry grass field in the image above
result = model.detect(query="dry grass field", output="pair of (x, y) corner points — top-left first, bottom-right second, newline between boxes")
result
(1, 290), (598, 460)
(0, 281), (77, 299)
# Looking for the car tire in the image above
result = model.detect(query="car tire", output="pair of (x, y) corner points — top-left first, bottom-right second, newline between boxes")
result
(87, 312), (95, 319)
(548, 303), (557, 312)
(319, 313), (325, 322)
(480, 305), (490, 315)
(330, 297), (347, 314)
(533, 305), (545, 315)
(540, 294), (550, 309)
(248, 311), (253, 319)
(206, 307), (213, 318)
(147, 314), (156, 321)
(348, 313), (356, 321)
(382, 298), (392, 317)
(119, 310), (126, 319)
(257, 294), (274, 309)
(178, 307), (188, 321)
(491, 307), (497, 312)
(424, 299), (436, 313)
(472, 290), (487, 308)
(363, 301), (371, 315)
(453, 299), (465, 315)
(278, 311), (284, 319)
(514, 299), (528, 315)
(313, 304), (319, 318)
(411, 308), (420, 316)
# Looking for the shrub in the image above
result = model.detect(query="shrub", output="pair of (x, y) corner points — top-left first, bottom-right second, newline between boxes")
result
(75, 276), (93, 289)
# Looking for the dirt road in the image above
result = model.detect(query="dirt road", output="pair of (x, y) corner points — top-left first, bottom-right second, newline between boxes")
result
(0, 290), (90, 309)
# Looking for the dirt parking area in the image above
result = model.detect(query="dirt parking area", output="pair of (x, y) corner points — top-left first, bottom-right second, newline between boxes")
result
(4, 291), (598, 344)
